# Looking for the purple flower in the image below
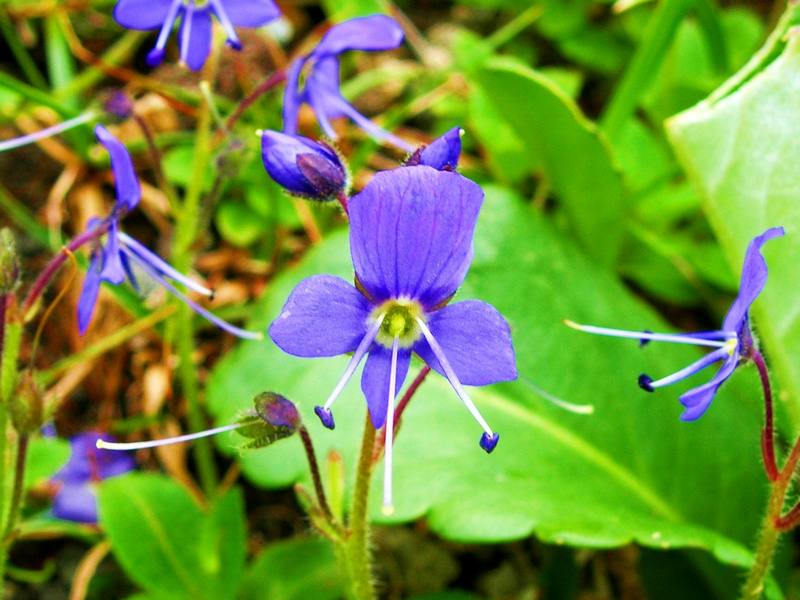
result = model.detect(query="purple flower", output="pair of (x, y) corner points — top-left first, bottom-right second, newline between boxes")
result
(79, 126), (262, 339)
(405, 127), (463, 171)
(52, 432), (136, 523)
(567, 227), (785, 421)
(269, 165), (517, 511)
(113, 0), (281, 71)
(260, 130), (347, 200)
(282, 15), (412, 151)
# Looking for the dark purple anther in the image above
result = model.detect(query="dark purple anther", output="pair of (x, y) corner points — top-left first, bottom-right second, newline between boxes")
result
(479, 432), (499, 454)
(638, 374), (654, 392)
(638, 330), (653, 348)
(314, 406), (335, 430)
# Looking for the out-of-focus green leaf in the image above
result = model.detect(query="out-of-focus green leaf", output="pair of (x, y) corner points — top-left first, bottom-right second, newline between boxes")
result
(215, 201), (266, 247)
(24, 437), (69, 489)
(474, 59), (628, 266)
(208, 186), (770, 578)
(163, 146), (214, 190)
(643, 7), (764, 124)
(321, 0), (388, 21)
(98, 474), (246, 600)
(239, 538), (342, 600)
(667, 35), (800, 432)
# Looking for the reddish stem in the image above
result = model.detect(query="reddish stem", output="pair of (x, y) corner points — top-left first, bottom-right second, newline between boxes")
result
(298, 425), (333, 522)
(20, 222), (109, 318)
(337, 191), (349, 216)
(225, 69), (287, 131)
(753, 350), (779, 481)
(373, 366), (431, 462)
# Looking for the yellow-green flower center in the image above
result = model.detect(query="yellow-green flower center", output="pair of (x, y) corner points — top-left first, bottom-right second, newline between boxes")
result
(372, 298), (425, 348)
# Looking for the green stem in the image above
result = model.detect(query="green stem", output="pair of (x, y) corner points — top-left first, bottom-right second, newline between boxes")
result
(0, 305), (21, 594)
(741, 432), (800, 599)
(171, 77), (216, 497)
(0, 13), (48, 89)
(485, 4), (543, 51)
(3, 434), (28, 539)
(600, 0), (692, 139)
(340, 412), (377, 600)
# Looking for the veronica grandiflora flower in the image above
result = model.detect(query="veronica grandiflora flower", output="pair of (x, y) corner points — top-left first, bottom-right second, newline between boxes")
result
(269, 165), (517, 511)
(567, 227), (784, 420)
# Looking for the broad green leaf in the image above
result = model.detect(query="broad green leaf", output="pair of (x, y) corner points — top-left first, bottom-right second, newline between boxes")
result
(474, 59), (628, 266)
(239, 537), (342, 600)
(98, 474), (246, 600)
(667, 35), (800, 432)
(208, 186), (769, 578)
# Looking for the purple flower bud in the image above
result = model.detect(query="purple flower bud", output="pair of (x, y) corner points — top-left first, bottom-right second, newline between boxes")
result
(255, 392), (300, 430)
(104, 91), (134, 119)
(261, 131), (347, 200)
(405, 127), (462, 171)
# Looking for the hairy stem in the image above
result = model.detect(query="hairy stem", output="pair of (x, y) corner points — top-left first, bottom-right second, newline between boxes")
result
(753, 351), (778, 481)
(171, 60), (218, 497)
(340, 412), (377, 600)
(3, 434), (28, 539)
(298, 425), (333, 522)
(225, 69), (287, 131)
(20, 223), (108, 317)
(741, 431), (800, 599)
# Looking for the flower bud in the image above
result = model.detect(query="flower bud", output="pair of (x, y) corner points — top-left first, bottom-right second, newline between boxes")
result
(11, 372), (44, 434)
(236, 391), (301, 450)
(103, 91), (134, 120)
(0, 228), (20, 294)
(405, 127), (462, 171)
(260, 131), (347, 200)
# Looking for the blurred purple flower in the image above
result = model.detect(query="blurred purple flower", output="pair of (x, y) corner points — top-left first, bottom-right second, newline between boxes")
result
(113, 0), (281, 71)
(260, 130), (347, 200)
(269, 165), (517, 510)
(405, 127), (462, 171)
(282, 15), (412, 151)
(52, 432), (135, 523)
(567, 227), (785, 420)
(79, 126), (262, 339)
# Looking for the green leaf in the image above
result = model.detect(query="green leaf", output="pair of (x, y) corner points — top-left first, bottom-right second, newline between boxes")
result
(473, 59), (628, 266)
(238, 537), (342, 600)
(208, 186), (769, 576)
(98, 474), (246, 600)
(215, 201), (266, 247)
(667, 35), (800, 432)
(320, 0), (388, 21)
(24, 437), (69, 489)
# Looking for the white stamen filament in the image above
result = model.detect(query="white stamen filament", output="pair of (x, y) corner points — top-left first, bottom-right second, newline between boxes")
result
(121, 246), (263, 340)
(522, 378), (594, 415)
(382, 336), (399, 516)
(563, 320), (729, 348)
(415, 317), (494, 436)
(322, 315), (385, 411)
(97, 423), (242, 451)
(118, 232), (214, 297)
(154, 0), (183, 53)
(0, 112), (97, 153)
(647, 346), (731, 389)
(180, 3), (195, 65)
(208, 0), (241, 47)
